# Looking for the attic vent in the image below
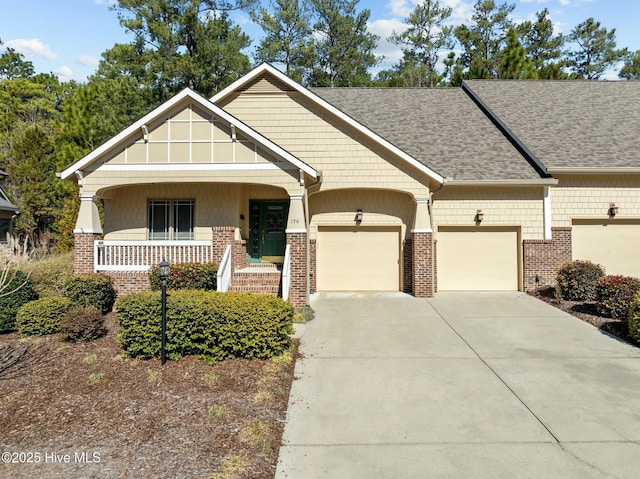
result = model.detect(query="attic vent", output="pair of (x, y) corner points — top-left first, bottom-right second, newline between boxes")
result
(239, 74), (294, 94)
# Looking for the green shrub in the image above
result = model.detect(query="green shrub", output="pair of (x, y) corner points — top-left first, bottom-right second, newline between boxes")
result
(595, 275), (640, 320)
(629, 292), (640, 342)
(64, 274), (117, 314)
(116, 290), (294, 362)
(16, 296), (73, 336)
(24, 252), (73, 297)
(149, 262), (218, 291)
(0, 269), (39, 332)
(60, 306), (107, 342)
(556, 260), (605, 301)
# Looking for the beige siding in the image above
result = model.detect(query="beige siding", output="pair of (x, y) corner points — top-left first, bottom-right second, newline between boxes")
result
(96, 101), (270, 167)
(221, 92), (431, 196)
(552, 175), (640, 227)
(103, 184), (287, 241)
(309, 189), (413, 240)
(433, 186), (543, 240)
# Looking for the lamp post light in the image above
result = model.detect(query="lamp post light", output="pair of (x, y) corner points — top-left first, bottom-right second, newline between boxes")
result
(159, 259), (170, 366)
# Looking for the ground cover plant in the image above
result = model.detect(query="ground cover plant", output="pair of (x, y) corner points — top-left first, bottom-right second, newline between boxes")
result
(0, 313), (297, 478)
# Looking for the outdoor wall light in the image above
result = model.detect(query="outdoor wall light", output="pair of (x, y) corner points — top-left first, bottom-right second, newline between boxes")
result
(159, 259), (170, 366)
(355, 209), (363, 223)
(608, 203), (619, 217)
(474, 209), (484, 224)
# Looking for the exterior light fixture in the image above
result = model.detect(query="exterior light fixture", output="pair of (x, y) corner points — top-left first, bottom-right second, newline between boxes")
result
(474, 209), (484, 224)
(355, 209), (363, 223)
(159, 259), (170, 366)
(608, 203), (619, 217)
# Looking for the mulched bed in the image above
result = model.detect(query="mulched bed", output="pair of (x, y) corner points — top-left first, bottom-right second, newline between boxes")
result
(529, 286), (637, 345)
(0, 314), (297, 479)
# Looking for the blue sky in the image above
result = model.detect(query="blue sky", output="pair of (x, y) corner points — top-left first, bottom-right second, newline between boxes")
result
(1, 0), (638, 82)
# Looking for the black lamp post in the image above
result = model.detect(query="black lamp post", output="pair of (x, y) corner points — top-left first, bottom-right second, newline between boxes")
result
(159, 259), (170, 366)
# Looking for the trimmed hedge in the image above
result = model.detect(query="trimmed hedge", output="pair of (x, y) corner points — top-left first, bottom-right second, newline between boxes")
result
(16, 296), (73, 337)
(629, 292), (640, 342)
(64, 274), (117, 314)
(116, 290), (294, 363)
(0, 270), (39, 332)
(556, 260), (605, 301)
(60, 306), (107, 342)
(149, 262), (218, 291)
(595, 275), (640, 320)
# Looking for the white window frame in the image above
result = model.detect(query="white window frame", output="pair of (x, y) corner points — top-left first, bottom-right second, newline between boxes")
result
(148, 199), (195, 241)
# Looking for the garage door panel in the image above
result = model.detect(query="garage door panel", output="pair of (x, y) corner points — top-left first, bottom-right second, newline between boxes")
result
(572, 220), (640, 277)
(317, 227), (400, 291)
(437, 227), (519, 291)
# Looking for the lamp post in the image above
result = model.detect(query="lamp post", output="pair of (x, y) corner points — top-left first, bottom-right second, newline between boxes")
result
(159, 259), (170, 366)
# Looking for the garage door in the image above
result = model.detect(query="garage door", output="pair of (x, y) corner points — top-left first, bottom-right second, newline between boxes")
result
(572, 219), (640, 277)
(316, 226), (400, 291)
(437, 227), (520, 290)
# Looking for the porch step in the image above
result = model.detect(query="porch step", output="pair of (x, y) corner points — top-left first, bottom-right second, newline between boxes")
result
(228, 265), (281, 296)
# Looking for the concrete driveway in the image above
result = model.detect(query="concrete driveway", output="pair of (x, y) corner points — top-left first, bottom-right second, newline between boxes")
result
(276, 292), (640, 479)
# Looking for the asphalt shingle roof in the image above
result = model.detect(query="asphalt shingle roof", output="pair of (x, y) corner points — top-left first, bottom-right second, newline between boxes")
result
(312, 87), (544, 181)
(464, 80), (640, 170)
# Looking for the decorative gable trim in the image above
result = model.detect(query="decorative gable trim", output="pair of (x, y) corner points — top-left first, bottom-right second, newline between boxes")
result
(60, 88), (316, 181)
(211, 63), (445, 185)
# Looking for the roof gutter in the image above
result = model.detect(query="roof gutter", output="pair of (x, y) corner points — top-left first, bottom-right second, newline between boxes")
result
(461, 82), (551, 179)
(442, 178), (558, 186)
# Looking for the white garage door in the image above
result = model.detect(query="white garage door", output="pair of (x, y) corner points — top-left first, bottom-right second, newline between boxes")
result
(316, 226), (401, 291)
(572, 219), (640, 277)
(437, 227), (520, 291)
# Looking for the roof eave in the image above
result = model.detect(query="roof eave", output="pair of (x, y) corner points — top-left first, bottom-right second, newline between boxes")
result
(547, 167), (640, 174)
(212, 63), (445, 185)
(442, 178), (558, 186)
(60, 87), (316, 181)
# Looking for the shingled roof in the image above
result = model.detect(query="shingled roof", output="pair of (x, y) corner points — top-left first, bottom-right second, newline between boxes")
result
(464, 80), (640, 171)
(312, 87), (546, 181)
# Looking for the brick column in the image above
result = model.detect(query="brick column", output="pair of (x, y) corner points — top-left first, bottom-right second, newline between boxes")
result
(523, 227), (572, 291)
(412, 231), (434, 297)
(74, 233), (102, 274)
(403, 238), (413, 294)
(211, 227), (236, 265)
(309, 239), (317, 294)
(286, 232), (307, 309)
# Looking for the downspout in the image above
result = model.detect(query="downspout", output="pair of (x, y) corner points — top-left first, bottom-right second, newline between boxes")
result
(428, 179), (446, 232)
(304, 171), (323, 306)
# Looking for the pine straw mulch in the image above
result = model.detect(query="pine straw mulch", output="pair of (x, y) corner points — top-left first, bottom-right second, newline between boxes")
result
(529, 286), (638, 345)
(0, 314), (298, 479)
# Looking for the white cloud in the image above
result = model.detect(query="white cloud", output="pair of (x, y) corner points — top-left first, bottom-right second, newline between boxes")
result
(54, 65), (74, 81)
(77, 54), (100, 67)
(369, 18), (407, 69)
(4, 38), (58, 61)
(94, 0), (117, 6)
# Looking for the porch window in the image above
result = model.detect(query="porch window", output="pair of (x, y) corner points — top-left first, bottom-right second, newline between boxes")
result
(148, 200), (194, 240)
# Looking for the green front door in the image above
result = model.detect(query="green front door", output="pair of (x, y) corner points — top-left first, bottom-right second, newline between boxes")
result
(249, 200), (289, 263)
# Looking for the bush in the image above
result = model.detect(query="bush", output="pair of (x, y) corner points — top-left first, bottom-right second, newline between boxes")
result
(16, 296), (73, 337)
(0, 269), (39, 332)
(60, 306), (107, 342)
(116, 290), (294, 362)
(64, 274), (117, 314)
(629, 292), (640, 342)
(149, 262), (218, 291)
(595, 275), (640, 320)
(556, 260), (605, 301)
(24, 252), (73, 297)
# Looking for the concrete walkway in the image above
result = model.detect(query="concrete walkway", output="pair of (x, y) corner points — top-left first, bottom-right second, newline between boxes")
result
(276, 292), (640, 479)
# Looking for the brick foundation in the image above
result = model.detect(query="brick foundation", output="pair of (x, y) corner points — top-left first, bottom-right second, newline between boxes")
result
(523, 227), (572, 291)
(74, 233), (102, 274)
(107, 272), (151, 296)
(412, 231), (434, 297)
(286, 232), (307, 309)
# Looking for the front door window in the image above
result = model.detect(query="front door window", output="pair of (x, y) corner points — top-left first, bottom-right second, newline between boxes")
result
(249, 200), (289, 262)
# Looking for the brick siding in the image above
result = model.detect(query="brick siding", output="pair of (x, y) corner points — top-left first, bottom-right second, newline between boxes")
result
(403, 238), (412, 294)
(286, 232), (307, 309)
(108, 272), (151, 296)
(412, 231), (434, 297)
(74, 233), (103, 274)
(523, 227), (572, 291)
(309, 239), (316, 294)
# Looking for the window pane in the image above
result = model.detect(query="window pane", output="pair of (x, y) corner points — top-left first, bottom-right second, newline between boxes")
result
(174, 200), (194, 240)
(148, 200), (169, 240)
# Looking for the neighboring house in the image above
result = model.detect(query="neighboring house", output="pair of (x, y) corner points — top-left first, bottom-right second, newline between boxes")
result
(0, 170), (19, 243)
(60, 64), (640, 308)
